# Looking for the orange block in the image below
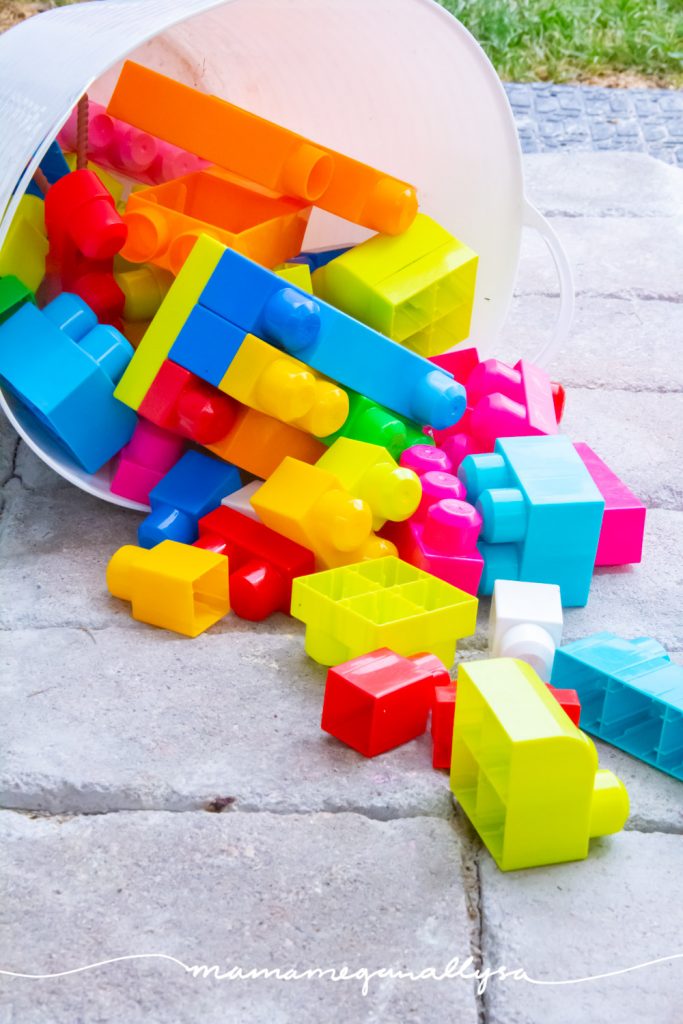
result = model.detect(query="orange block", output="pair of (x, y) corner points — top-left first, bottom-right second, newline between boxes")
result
(121, 168), (312, 273)
(207, 405), (325, 478)
(107, 62), (418, 235)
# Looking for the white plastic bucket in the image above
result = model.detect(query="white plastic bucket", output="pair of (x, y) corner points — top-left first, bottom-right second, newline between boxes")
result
(0, 0), (574, 510)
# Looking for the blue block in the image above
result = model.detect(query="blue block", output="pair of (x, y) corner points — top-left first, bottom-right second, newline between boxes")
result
(198, 248), (466, 431)
(26, 140), (70, 197)
(169, 305), (246, 386)
(551, 633), (683, 781)
(290, 246), (353, 271)
(0, 293), (136, 472)
(458, 435), (605, 606)
(138, 449), (241, 548)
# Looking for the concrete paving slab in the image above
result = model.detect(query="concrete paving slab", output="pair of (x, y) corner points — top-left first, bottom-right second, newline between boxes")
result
(480, 830), (683, 1023)
(0, 809), (478, 1024)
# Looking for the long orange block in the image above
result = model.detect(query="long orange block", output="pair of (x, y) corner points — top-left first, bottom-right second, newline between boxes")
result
(107, 62), (418, 235)
(207, 405), (325, 479)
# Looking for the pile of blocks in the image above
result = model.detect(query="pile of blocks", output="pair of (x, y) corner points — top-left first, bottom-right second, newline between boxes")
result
(1, 60), (677, 874)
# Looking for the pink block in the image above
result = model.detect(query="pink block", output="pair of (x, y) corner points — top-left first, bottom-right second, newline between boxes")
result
(429, 346), (480, 384)
(399, 443), (453, 476)
(59, 101), (207, 186)
(110, 419), (186, 505)
(574, 442), (646, 566)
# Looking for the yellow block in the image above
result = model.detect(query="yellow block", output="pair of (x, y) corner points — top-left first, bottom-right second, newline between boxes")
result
(0, 195), (48, 293)
(114, 263), (173, 322)
(317, 437), (421, 530)
(107, 540), (230, 637)
(274, 262), (313, 292)
(450, 658), (630, 871)
(290, 555), (478, 667)
(114, 234), (226, 410)
(218, 332), (348, 437)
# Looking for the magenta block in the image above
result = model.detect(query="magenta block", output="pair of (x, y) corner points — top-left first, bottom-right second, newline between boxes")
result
(574, 442), (646, 566)
(110, 418), (185, 505)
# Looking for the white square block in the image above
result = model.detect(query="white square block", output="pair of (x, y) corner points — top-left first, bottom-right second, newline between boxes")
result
(489, 580), (563, 681)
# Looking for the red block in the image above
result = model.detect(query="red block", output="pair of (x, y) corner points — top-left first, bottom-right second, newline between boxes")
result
(547, 685), (582, 727)
(139, 359), (239, 445)
(431, 683), (456, 769)
(194, 506), (315, 620)
(321, 648), (450, 757)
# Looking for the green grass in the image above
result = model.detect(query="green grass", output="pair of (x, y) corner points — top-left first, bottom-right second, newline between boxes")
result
(440, 0), (683, 86)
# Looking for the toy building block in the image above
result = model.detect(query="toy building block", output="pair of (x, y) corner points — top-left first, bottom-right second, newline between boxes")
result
(574, 442), (646, 567)
(322, 648), (450, 757)
(121, 168), (312, 273)
(450, 658), (629, 870)
(65, 153), (127, 206)
(317, 438), (421, 530)
(167, 303), (247, 388)
(312, 214), (478, 356)
(194, 506), (315, 621)
(319, 390), (431, 460)
(458, 435), (605, 606)
(551, 633), (683, 781)
(432, 682), (457, 769)
(114, 234), (226, 410)
(0, 194), (48, 292)
(250, 455), (392, 571)
(44, 168), (127, 326)
(290, 556), (478, 668)
(207, 405), (325, 478)
(138, 360), (240, 446)
(217, 333), (349, 438)
(0, 292), (136, 472)
(108, 61), (417, 234)
(221, 480), (263, 521)
(107, 540), (229, 636)
(387, 444), (483, 594)
(138, 449), (241, 549)
(25, 139), (70, 197)
(0, 276), (32, 324)
(114, 264), (173, 322)
(489, 579), (563, 682)
(110, 419), (185, 506)
(432, 678), (581, 771)
(197, 247), (467, 430)
(59, 98), (208, 186)
(274, 262), (313, 291)
(291, 247), (352, 271)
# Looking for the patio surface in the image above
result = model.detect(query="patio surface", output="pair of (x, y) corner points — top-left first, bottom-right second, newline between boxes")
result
(0, 151), (682, 1022)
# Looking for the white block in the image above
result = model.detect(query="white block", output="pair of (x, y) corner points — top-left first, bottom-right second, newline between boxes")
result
(221, 480), (263, 521)
(489, 580), (563, 681)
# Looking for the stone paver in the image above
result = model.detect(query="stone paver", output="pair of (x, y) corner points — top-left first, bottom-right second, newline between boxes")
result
(1, 151), (681, 1022)
(0, 810), (478, 1024)
(506, 83), (683, 166)
(480, 830), (683, 1022)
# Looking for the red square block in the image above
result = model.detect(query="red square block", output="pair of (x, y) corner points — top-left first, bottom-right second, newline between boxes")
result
(547, 685), (582, 727)
(321, 648), (449, 757)
(431, 683), (457, 769)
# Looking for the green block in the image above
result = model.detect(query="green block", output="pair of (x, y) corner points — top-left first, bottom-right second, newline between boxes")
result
(0, 275), (33, 324)
(320, 390), (433, 460)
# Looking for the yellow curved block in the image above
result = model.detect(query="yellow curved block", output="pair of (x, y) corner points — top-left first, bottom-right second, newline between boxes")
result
(219, 333), (348, 437)
(0, 195), (48, 293)
(317, 437), (421, 530)
(114, 263), (173, 322)
(450, 658), (629, 871)
(107, 540), (230, 637)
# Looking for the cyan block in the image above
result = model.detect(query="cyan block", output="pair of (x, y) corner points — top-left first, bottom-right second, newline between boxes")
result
(551, 632), (683, 781)
(25, 139), (70, 197)
(138, 449), (241, 548)
(198, 248), (466, 431)
(169, 304), (246, 386)
(458, 435), (605, 606)
(0, 292), (136, 472)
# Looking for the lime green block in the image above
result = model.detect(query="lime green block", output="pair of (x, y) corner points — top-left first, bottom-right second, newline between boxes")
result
(450, 658), (630, 871)
(320, 390), (432, 460)
(0, 195), (47, 294)
(0, 275), (33, 324)
(114, 234), (226, 410)
(274, 262), (313, 292)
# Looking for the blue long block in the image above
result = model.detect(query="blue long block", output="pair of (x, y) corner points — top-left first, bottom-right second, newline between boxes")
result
(551, 632), (683, 781)
(0, 293), (136, 472)
(169, 304), (246, 386)
(458, 435), (605, 606)
(198, 248), (466, 431)
(138, 449), (241, 549)
(26, 140), (70, 197)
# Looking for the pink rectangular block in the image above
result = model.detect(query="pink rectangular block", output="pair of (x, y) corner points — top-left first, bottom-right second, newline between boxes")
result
(110, 418), (185, 505)
(574, 442), (646, 566)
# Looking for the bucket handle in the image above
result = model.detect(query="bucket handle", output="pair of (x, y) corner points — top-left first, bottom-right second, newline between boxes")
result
(522, 198), (575, 367)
